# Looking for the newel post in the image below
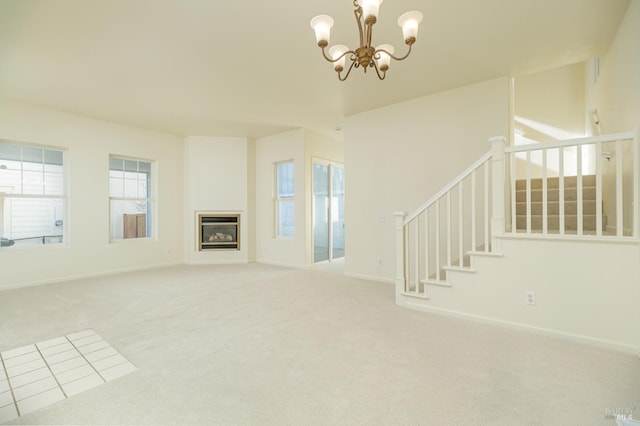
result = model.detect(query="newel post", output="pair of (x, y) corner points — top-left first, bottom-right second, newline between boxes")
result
(393, 212), (406, 300)
(489, 136), (506, 252)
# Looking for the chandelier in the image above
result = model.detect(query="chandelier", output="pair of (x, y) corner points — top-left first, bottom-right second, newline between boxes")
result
(310, 0), (423, 81)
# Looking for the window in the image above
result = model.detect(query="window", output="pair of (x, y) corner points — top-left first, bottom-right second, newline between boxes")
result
(275, 161), (294, 237)
(109, 156), (154, 241)
(0, 141), (66, 248)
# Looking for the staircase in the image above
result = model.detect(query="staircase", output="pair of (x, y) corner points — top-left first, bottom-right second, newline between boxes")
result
(514, 175), (607, 233)
(394, 131), (639, 354)
(395, 131), (638, 295)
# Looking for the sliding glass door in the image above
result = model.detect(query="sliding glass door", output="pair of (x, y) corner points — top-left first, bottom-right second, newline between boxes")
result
(331, 166), (345, 260)
(313, 160), (344, 263)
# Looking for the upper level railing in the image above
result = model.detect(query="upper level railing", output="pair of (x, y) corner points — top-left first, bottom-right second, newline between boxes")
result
(504, 131), (638, 239)
(395, 131), (639, 299)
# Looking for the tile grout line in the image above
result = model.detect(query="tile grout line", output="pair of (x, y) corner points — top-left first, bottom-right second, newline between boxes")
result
(0, 352), (21, 417)
(64, 335), (107, 383)
(2, 354), (42, 370)
(1, 331), (133, 422)
(34, 344), (68, 399)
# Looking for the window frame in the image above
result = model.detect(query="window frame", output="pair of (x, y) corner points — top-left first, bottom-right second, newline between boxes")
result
(0, 140), (68, 249)
(274, 160), (295, 238)
(108, 155), (156, 242)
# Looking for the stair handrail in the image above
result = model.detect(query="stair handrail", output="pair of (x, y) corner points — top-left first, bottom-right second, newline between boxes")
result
(504, 131), (635, 153)
(404, 150), (493, 224)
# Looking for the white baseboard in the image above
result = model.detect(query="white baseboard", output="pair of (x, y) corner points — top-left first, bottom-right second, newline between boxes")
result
(185, 259), (249, 266)
(0, 261), (185, 292)
(344, 272), (394, 285)
(401, 300), (640, 357)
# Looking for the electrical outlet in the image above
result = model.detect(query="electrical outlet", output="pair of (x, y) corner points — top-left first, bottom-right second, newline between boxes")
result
(525, 291), (536, 305)
(377, 258), (383, 265)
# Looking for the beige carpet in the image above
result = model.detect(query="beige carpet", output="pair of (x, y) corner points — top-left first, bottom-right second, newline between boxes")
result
(0, 262), (638, 425)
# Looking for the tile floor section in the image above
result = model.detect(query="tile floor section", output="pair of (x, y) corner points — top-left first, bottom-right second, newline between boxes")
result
(0, 329), (135, 423)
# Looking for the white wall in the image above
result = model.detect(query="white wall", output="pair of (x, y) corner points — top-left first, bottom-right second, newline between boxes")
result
(344, 77), (511, 282)
(0, 100), (184, 289)
(586, 1), (640, 235)
(184, 136), (249, 264)
(255, 129), (306, 267)
(401, 238), (640, 354)
(514, 63), (586, 142)
(587, 1), (639, 135)
(589, 1), (640, 352)
(513, 63), (590, 179)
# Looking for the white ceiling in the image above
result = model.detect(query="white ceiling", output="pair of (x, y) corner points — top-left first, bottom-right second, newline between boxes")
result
(0, 0), (630, 140)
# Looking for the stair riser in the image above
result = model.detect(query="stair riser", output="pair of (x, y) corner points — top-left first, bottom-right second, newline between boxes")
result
(515, 215), (608, 231)
(515, 175), (596, 190)
(515, 187), (596, 202)
(516, 201), (597, 215)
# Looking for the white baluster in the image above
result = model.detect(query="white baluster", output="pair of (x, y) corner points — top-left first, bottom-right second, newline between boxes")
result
(424, 210), (430, 282)
(471, 170), (476, 252)
(510, 151), (516, 235)
(542, 149), (548, 234)
(394, 212), (407, 298)
(404, 222), (410, 291)
(526, 151), (531, 234)
(577, 145), (583, 235)
(414, 220), (420, 293)
(490, 136), (506, 252)
(633, 130), (639, 238)
(559, 148), (565, 234)
(616, 140), (623, 237)
(485, 161), (490, 248)
(435, 200), (441, 281)
(458, 181), (463, 267)
(596, 142), (603, 236)
(446, 191), (451, 267)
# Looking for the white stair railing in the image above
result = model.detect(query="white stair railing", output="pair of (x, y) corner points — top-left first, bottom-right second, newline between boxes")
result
(394, 137), (505, 298)
(504, 131), (638, 238)
(395, 131), (639, 300)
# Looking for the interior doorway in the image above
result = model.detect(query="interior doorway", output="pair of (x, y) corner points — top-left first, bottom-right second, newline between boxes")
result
(312, 160), (345, 263)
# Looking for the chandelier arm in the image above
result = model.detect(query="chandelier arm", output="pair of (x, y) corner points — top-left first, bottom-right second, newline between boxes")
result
(375, 43), (413, 62)
(353, 2), (365, 47)
(338, 58), (358, 81)
(321, 46), (358, 64)
(371, 60), (387, 80)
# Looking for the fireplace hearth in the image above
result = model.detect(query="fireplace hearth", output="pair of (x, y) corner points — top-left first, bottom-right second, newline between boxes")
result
(198, 214), (240, 251)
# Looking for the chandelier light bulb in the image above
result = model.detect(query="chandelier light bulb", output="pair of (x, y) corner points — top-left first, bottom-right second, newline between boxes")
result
(398, 11), (423, 44)
(310, 15), (334, 47)
(376, 44), (394, 71)
(329, 45), (349, 71)
(361, 0), (383, 24)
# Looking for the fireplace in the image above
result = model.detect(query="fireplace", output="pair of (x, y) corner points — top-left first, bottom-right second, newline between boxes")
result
(198, 214), (240, 251)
